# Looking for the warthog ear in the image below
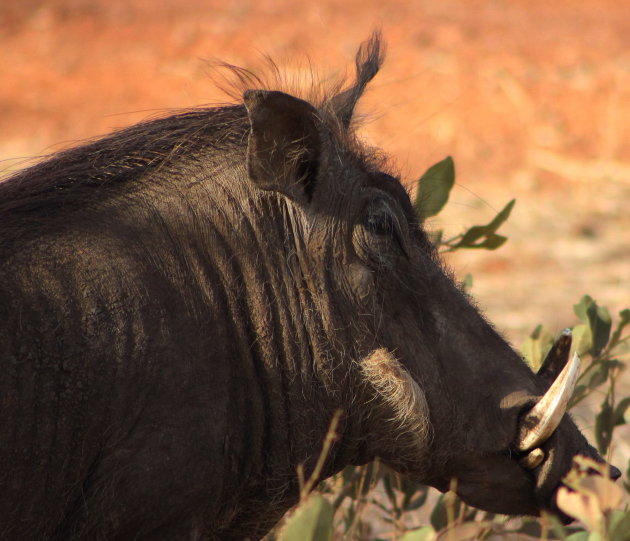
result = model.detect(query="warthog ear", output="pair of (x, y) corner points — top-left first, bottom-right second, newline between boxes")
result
(244, 89), (321, 203)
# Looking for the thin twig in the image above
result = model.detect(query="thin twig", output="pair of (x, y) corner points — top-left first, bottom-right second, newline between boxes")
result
(300, 409), (343, 501)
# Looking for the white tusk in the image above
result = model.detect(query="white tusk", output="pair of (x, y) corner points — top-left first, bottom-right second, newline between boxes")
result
(520, 448), (545, 469)
(517, 352), (581, 451)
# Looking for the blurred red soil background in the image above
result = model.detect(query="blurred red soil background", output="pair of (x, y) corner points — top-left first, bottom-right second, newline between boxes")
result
(1, 0), (629, 453)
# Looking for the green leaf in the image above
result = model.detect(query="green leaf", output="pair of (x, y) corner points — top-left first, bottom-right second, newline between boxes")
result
(613, 397), (630, 427)
(608, 510), (630, 541)
(382, 470), (399, 512)
(565, 533), (593, 541)
(439, 522), (492, 541)
(573, 296), (612, 357)
(591, 307), (612, 357)
(610, 309), (630, 351)
(572, 324), (593, 358)
(430, 494), (448, 531)
(358, 462), (377, 497)
(400, 479), (429, 512)
(458, 224), (490, 246)
(485, 198), (516, 233)
(473, 233), (508, 250)
(516, 519), (543, 537)
(574, 295), (593, 323)
(398, 526), (436, 541)
(595, 395), (614, 454)
(406, 490), (430, 512)
(547, 512), (569, 539)
(414, 157), (455, 220)
(521, 324), (554, 371)
(450, 199), (515, 250)
(278, 495), (334, 541)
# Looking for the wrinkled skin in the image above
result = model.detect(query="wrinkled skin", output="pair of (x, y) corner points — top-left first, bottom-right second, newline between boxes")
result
(0, 36), (613, 540)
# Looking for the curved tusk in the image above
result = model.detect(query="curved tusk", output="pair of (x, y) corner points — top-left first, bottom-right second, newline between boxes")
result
(520, 448), (545, 469)
(517, 352), (581, 451)
(537, 328), (572, 382)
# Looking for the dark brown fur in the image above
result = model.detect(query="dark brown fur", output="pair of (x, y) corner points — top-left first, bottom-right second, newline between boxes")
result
(0, 34), (607, 540)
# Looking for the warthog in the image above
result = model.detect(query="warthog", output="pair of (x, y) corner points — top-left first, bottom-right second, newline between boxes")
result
(0, 35), (618, 540)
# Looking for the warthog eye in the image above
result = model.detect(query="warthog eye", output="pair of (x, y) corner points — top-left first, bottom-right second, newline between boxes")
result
(363, 210), (396, 237)
(353, 197), (408, 266)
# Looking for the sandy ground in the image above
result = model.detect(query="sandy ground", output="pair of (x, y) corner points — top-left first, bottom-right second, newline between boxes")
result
(1, 0), (629, 462)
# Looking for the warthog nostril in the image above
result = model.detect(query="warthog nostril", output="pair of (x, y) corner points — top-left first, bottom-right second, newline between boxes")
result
(589, 464), (623, 480)
(608, 464), (622, 481)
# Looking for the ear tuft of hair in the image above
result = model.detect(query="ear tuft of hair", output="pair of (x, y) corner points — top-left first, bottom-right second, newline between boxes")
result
(207, 32), (384, 133)
(329, 31), (385, 128)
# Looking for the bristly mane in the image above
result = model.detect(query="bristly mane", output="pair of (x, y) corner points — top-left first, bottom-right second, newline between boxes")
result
(0, 106), (249, 247)
(0, 32), (386, 247)
(210, 32), (385, 130)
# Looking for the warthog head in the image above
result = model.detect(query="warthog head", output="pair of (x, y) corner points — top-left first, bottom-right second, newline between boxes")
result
(240, 34), (619, 519)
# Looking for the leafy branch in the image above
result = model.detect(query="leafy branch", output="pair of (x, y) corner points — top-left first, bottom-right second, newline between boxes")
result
(413, 156), (515, 253)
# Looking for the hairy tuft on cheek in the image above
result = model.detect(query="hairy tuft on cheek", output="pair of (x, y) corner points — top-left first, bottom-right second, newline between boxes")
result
(360, 349), (432, 462)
